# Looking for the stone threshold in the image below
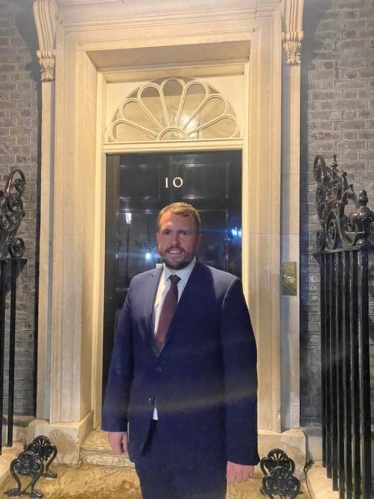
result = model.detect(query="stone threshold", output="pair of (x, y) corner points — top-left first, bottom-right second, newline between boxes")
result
(80, 428), (133, 468)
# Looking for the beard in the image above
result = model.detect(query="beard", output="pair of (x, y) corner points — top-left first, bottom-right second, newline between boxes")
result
(159, 247), (194, 270)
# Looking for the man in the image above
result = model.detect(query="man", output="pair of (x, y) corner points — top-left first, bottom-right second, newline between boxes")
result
(102, 202), (259, 499)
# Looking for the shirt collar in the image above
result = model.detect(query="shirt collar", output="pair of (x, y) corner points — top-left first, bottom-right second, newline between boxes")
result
(163, 257), (196, 283)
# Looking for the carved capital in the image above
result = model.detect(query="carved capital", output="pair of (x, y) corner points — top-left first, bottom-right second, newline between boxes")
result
(33, 0), (59, 81)
(283, 31), (303, 65)
(282, 0), (304, 65)
(36, 53), (56, 82)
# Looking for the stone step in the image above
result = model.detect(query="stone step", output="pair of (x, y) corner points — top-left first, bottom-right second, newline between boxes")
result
(80, 429), (313, 498)
(80, 429), (134, 468)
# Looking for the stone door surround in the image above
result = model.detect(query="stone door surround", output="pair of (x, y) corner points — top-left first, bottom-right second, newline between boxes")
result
(31, 0), (304, 465)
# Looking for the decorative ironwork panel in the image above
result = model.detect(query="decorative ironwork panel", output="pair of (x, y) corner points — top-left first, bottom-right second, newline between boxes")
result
(314, 154), (374, 251)
(313, 154), (372, 499)
(5, 436), (58, 498)
(5, 450), (44, 498)
(26, 436), (58, 478)
(0, 170), (27, 456)
(260, 448), (301, 499)
(0, 169), (26, 258)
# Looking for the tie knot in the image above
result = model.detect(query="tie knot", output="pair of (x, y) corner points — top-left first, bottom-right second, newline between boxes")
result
(169, 274), (180, 286)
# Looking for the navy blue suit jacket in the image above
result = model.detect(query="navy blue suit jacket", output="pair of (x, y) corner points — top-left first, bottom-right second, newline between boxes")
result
(102, 261), (259, 467)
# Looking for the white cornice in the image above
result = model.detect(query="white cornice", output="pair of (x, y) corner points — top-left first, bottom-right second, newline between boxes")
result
(58, 0), (117, 3)
(63, 11), (258, 34)
(56, 0), (278, 8)
(57, 1), (281, 32)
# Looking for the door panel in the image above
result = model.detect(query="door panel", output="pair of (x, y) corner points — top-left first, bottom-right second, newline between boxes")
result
(103, 151), (242, 393)
(178, 158), (229, 200)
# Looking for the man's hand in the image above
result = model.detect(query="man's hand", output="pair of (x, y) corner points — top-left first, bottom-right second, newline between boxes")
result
(108, 432), (128, 454)
(226, 461), (255, 483)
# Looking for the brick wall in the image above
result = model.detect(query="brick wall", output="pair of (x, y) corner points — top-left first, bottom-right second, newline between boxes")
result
(1, 0), (373, 425)
(0, 0), (40, 416)
(301, 0), (374, 426)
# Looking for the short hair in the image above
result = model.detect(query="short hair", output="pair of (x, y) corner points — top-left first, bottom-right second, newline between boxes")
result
(157, 202), (201, 234)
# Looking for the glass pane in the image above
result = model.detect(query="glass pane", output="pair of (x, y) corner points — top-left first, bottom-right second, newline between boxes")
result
(113, 122), (157, 142)
(189, 118), (238, 139)
(140, 86), (166, 127)
(201, 97), (226, 120)
(163, 79), (183, 126)
(122, 101), (160, 134)
(184, 97), (225, 133)
(160, 129), (186, 140)
(179, 84), (206, 128)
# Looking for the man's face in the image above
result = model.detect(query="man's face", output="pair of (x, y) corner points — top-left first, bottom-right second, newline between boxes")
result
(156, 212), (201, 270)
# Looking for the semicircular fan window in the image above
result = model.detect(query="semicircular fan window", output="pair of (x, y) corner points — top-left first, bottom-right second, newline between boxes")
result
(107, 77), (241, 142)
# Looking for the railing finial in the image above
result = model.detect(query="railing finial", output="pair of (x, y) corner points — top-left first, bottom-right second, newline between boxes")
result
(314, 154), (374, 251)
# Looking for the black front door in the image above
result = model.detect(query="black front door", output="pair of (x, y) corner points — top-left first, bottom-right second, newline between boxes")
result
(103, 150), (242, 393)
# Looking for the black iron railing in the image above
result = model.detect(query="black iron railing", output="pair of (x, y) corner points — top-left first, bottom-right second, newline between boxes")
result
(313, 154), (372, 499)
(0, 169), (27, 455)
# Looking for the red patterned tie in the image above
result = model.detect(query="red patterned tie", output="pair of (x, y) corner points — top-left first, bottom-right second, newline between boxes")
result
(156, 274), (180, 351)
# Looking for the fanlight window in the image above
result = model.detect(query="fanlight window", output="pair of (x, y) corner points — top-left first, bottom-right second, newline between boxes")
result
(106, 77), (241, 142)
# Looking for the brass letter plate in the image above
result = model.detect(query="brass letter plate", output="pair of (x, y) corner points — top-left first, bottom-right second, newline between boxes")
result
(282, 262), (297, 296)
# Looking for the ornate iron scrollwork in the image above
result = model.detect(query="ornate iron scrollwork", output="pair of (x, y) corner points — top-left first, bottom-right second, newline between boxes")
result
(26, 436), (58, 478)
(5, 436), (58, 498)
(4, 450), (43, 498)
(0, 169), (26, 258)
(314, 154), (374, 251)
(260, 448), (301, 499)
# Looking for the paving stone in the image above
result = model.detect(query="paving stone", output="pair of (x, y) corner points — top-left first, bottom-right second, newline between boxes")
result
(0, 462), (312, 499)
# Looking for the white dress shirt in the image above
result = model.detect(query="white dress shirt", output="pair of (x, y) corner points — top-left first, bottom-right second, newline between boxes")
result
(153, 257), (196, 334)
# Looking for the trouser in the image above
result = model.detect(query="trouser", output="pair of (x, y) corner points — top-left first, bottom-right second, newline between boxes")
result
(135, 420), (227, 499)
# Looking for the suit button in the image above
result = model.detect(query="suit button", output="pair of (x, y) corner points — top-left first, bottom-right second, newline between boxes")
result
(148, 398), (153, 404)
(155, 366), (162, 373)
